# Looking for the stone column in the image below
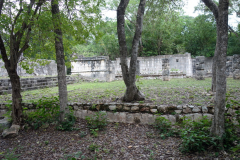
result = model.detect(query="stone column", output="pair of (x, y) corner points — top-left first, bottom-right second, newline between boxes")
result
(233, 54), (240, 80)
(195, 56), (205, 80)
(162, 59), (170, 81)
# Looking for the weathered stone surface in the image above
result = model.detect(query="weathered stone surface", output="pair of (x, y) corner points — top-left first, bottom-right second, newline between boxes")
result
(177, 105), (183, 110)
(188, 105), (194, 109)
(107, 112), (115, 122)
(126, 113), (134, 123)
(182, 104), (187, 109)
(123, 106), (130, 111)
(116, 104), (123, 110)
(140, 107), (149, 112)
(168, 115), (176, 124)
(184, 114), (194, 121)
(227, 108), (236, 116)
(141, 114), (154, 124)
(202, 106), (208, 113)
(2, 124), (20, 138)
(203, 113), (213, 120)
(118, 112), (126, 123)
(150, 109), (158, 113)
(174, 110), (182, 114)
(0, 109), (6, 118)
(192, 106), (201, 113)
(131, 106), (139, 111)
(193, 113), (203, 122)
(109, 105), (116, 111)
(0, 117), (11, 133)
(183, 107), (191, 114)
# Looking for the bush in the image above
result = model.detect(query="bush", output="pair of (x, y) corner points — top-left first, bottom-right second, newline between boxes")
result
(56, 113), (76, 131)
(179, 116), (220, 153)
(85, 112), (108, 130)
(24, 96), (60, 129)
(153, 116), (176, 139)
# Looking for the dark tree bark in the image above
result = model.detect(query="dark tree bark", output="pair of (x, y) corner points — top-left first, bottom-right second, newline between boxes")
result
(51, 0), (69, 122)
(0, 0), (45, 125)
(117, 0), (146, 102)
(202, 0), (229, 138)
(0, 0), (4, 15)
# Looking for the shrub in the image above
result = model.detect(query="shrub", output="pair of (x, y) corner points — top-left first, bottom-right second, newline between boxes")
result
(85, 112), (108, 130)
(56, 113), (76, 131)
(179, 116), (220, 153)
(153, 116), (176, 139)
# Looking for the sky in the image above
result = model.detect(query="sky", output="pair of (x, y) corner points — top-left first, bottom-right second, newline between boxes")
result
(102, 0), (239, 28)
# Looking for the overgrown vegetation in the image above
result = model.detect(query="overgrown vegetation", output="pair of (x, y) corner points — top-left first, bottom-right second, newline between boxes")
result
(85, 112), (108, 130)
(23, 96), (76, 131)
(153, 114), (240, 153)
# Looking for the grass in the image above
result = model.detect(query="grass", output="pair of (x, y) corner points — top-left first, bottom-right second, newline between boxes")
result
(0, 78), (239, 106)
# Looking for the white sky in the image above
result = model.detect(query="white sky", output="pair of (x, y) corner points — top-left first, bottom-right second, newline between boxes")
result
(102, 0), (239, 28)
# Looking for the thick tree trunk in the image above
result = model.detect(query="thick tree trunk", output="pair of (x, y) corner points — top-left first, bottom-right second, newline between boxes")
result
(117, 0), (146, 102)
(8, 69), (23, 125)
(51, 0), (69, 122)
(202, 0), (229, 139)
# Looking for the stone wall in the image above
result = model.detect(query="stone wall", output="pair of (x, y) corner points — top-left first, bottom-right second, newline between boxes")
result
(1, 102), (238, 124)
(114, 53), (193, 77)
(0, 59), (58, 77)
(71, 56), (115, 82)
(0, 76), (77, 95)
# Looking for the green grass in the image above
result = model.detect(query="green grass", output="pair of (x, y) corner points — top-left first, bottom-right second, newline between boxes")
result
(0, 78), (239, 106)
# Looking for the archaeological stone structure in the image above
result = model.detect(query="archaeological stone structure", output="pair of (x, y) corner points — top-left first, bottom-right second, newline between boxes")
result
(71, 56), (115, 82)
(0, 59), (58, 77)
(71, 53), (240, 81)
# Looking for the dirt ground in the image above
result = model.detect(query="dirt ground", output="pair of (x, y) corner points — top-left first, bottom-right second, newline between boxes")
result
(1, 118), (239, 160)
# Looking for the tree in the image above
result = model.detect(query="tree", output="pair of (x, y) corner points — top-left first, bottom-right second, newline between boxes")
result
(51, 0), (68, 122)
(201, 0), (229, 138)
(117, 0), (146, 102)
(0, 0), (45, 125)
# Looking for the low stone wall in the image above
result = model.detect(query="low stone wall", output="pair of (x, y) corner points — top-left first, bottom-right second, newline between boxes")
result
(1, 102), (238, 124)
(0, 76), (77, 95)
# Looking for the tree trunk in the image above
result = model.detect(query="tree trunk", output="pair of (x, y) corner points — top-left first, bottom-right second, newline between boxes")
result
(51, 0), (68, 122)
(117, 0), (146, 102)
(8, 69), (23, 125)
(211, 53), (216, 92)
(202, 0), (229, 138)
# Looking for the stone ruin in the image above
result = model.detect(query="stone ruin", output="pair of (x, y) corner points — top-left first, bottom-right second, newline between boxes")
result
(71, 53), (240, 81)
(194, 56), (205, 80)
(233, 54), (240, 79)
(162, 59), (170, 81)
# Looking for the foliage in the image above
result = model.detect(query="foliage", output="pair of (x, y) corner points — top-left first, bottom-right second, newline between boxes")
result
(179, 116), (220, 153)
(88, 143), (100, 152)
(153, 117), (176, 139)
(85, 112), (108, 130)
(56, 112), (76, 131)
(24, 96), (60, 129)
(1, 147), (21, 160)
(179, 114), (240, 153)
(24, 96), (76, 130)
(61, 151), (85, 160)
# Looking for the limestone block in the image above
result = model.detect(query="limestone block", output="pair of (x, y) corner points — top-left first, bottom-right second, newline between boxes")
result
(183, 107), (191, 114)
(126, 113), (134, 123)
(131, 106), (139, 111)
(177, 105), (183, 110)
(74, 110), (82, 118)
(150, 109), (158, 113)
(140, 107), (150, 112)
(174, 110), (182, 114)
(123, 106), (130, 111)
(233, 69), (240, 79)
(107, 112), (115, 122)
(0, 109), (6, 118)
(203, 113), (213, 120)
(109, 105), (116, 111)
(116, 104), (123, 110)
(193, 113), (203, 122)
(81, 110), (88, 119)
(183, 114), (194, 121)
(0, 117), (11, 133)
(202, 106), (208, 113)
(168, 115), (176, 124)
(192, 106), (201, 113)
(118, 112), (126, 123)
(141, 114), (154, 124)
(188, 105), (194, 109)
(2, 124), (20, 138)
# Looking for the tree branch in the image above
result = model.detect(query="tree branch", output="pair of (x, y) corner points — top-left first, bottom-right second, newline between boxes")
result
(201, 0), (219, 20)
(0, 34), (10, 64)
